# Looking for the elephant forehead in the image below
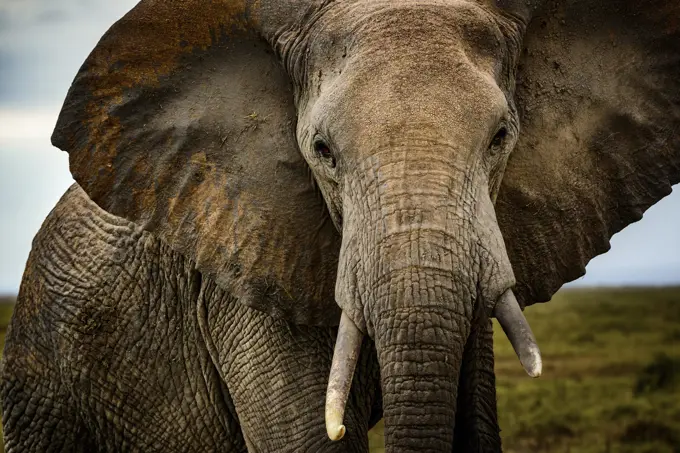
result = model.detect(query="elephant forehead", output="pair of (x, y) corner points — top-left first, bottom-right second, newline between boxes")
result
(305, 2), (510, 145)
(319, 64), (508, 157)
(313, 0), (505, 68)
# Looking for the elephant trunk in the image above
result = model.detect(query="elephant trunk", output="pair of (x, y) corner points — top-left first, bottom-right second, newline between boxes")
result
(363, 221), (473, 451)
(336, 188), (478, 451)
(325, 145), (541, 448)
(375, 302), (468, 452)
(326, 239), (470, 449)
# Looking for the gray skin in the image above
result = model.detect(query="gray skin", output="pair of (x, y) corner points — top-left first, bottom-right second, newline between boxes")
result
(2, 0), (679, 452)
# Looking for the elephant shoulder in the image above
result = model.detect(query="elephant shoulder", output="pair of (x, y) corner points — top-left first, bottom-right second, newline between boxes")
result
(12, 184), (202, 357)
(5, 186), (148, 372)
(31, 183), (149, 289)
(17, 184), (157, 320)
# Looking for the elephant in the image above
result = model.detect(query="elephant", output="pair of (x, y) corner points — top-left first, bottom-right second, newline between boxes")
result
(2, 0), (679, 451)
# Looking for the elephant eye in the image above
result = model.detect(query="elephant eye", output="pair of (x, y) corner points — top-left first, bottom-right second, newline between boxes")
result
(490, 127), (507, 151)
(488, 127), (508, 157)
(314, 140), (336, 168)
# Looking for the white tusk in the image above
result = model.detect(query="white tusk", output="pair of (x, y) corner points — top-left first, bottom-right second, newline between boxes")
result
(493, 289), (542, 378)
(325, 312), (363, 441)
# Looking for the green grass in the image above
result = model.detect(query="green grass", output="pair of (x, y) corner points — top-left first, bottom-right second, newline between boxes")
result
(0, 297), (15, 357)
(0, 296), (14, 453)
(1, 290), (679, 452)
(369, 287), (680, 453)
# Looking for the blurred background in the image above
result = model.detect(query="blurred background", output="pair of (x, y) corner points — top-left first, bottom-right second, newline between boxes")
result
(0, 1), (678, 452)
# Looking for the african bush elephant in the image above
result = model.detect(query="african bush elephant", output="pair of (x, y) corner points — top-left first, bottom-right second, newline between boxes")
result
(2, 0), (679, 451)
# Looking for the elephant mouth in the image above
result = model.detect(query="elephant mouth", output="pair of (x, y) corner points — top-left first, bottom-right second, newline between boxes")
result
(324, 288), (542, 441)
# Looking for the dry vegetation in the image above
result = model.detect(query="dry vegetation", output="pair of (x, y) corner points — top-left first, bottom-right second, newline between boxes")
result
(1, 289), (678, 452)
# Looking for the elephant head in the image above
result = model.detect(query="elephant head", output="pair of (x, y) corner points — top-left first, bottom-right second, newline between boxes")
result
(52, 0), (680, 450)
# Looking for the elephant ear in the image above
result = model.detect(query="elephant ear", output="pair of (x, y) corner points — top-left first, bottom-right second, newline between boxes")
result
(51, 0), (342, 325)
(497, 0), (680, 307)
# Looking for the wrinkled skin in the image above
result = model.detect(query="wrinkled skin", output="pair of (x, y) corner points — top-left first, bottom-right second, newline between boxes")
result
(2, 186), (381, 452)
(1, 187), (496, 451)
(3, 0), (680, 452)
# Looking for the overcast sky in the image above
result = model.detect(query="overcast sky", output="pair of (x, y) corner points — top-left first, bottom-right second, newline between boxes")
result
(0, 0), (678, 294)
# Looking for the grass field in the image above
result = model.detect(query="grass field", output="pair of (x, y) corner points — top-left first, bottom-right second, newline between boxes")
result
(0, 289), (678, 452)
(0, 297), (14, 367)
(0, 296), (14, 453)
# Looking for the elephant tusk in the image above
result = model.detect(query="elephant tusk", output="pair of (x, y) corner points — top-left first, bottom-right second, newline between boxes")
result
(325, 311), (363, 441)
(493, 289), (542, 378)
